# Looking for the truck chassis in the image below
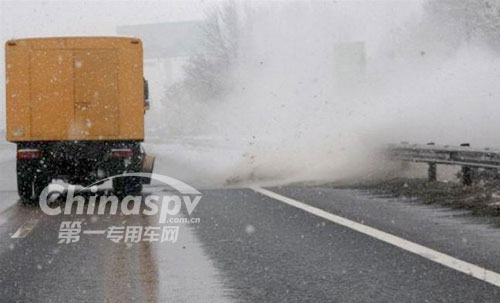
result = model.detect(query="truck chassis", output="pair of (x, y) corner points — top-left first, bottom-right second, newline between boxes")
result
(16, 141), (148, 202)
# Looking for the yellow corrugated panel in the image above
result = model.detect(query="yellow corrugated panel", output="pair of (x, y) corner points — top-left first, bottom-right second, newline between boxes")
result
(6, 37), (144, 142)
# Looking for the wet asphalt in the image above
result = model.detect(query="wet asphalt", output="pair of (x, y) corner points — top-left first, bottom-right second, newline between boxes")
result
(0, 185), (498, 302)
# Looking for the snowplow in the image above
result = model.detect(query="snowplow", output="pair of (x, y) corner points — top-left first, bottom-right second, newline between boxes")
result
(5, 37), (154, 202)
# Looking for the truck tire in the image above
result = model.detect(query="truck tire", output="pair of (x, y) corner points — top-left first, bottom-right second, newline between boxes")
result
(17, 164), (49, 204)
(113, 176), (142, 196)
(17, 172), (34, 202)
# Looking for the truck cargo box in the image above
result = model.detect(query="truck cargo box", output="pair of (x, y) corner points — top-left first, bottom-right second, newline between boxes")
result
(6, 37), (145, 142)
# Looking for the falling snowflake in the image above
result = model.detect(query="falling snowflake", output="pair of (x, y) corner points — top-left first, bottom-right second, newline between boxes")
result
(245, 224), (255, 234)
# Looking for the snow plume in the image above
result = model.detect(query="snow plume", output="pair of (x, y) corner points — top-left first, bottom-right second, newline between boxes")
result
(154, 0), (500, 187)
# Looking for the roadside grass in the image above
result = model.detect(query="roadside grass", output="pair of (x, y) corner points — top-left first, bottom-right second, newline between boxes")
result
(328, 178), (500, 217)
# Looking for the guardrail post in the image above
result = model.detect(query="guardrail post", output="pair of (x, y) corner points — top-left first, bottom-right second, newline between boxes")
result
(462, 166), (473, 186)
(388, 142), (500, 185)
(425, 142), (437, 182)
(460, 143), (473, 186)
(428, 163), (437, 182)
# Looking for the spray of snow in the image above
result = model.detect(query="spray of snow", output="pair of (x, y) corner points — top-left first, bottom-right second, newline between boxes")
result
(147, 1), (500, 188)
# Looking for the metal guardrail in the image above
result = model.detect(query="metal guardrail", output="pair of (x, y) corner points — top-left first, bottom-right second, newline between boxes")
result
(387, 142), (500, 185)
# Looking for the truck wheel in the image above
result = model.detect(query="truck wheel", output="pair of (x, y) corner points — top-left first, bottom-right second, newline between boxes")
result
(17, 172), (34, 203)
(17, 168), (49, 204)
(113, 176), (142, 196)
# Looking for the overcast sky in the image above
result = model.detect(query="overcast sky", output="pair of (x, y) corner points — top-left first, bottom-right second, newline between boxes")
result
(0, 0), (208, 129)
(0, 0), (423, 132)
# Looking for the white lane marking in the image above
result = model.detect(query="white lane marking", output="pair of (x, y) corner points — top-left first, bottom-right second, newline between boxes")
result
(11, 219), (39, 239)
(251, 186), (500, 288)
(0, 204), (17, 227)
(0, 192), (23, 217)
(0, 201), (17, 216)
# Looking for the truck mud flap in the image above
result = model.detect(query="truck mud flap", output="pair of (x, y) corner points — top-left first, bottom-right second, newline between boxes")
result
(140, 154), (155, 184)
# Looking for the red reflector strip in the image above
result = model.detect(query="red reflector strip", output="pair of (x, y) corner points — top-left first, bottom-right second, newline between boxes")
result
(111, 149), (133, 158)
(17, 149), (41, 160)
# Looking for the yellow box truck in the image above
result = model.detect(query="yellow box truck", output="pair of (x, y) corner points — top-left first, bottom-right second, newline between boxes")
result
(5, 37), (154, 202)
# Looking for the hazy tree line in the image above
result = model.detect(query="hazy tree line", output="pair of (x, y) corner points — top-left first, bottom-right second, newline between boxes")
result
(168, 0), (500, 104)
(166, 1), (249, 103)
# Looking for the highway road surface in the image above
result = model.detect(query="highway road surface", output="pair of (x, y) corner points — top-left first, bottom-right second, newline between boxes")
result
(0, 147), (499, 302)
